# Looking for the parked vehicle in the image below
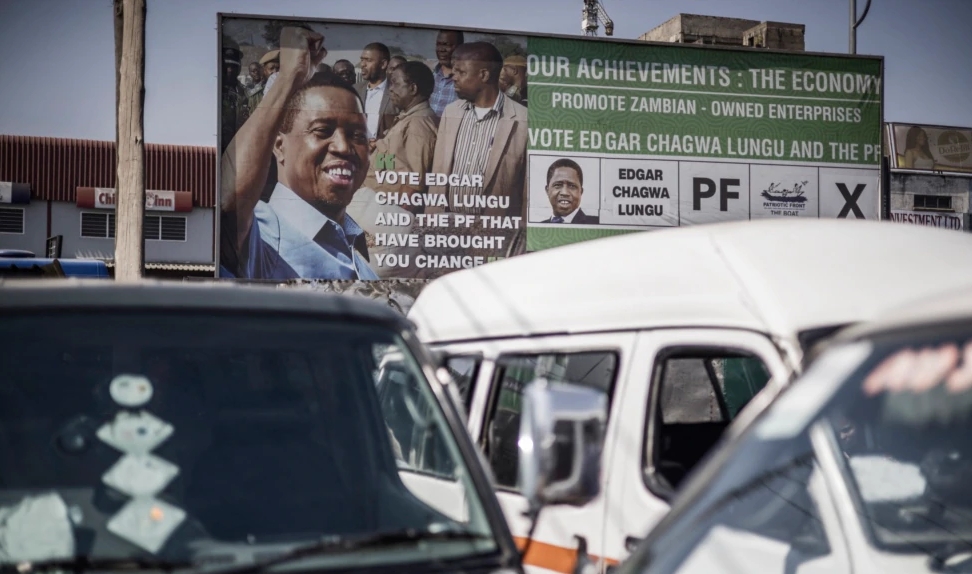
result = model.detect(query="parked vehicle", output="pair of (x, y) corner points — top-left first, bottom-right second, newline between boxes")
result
(406, 218), (972, 574)
(0, 250), (109, 278)
(0, 279), (523, 573)
(614, 284), (972, 574)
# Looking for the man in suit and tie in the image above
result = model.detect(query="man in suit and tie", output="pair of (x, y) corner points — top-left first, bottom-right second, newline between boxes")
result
(356, 42), (399, 151)
(426, 41), (528, 219)
(541, 158), (599, 224)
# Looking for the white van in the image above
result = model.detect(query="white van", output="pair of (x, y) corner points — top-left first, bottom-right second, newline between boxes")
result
(406, 219), (972, 574)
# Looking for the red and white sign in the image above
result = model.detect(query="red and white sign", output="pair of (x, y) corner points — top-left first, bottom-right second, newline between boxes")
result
(891, 209), (965, 230)
(76, 187), (192, 212)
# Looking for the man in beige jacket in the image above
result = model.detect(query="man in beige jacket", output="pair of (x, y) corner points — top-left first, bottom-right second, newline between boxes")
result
(361, 61), (439, 207)
(426, 42), (527, 220)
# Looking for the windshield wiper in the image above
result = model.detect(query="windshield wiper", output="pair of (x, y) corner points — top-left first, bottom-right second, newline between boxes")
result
(2, 556), (193, 573)
(208, 528), (492, 574)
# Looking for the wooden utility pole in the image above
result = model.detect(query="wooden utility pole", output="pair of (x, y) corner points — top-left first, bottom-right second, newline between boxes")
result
(114, 0), (146, 281)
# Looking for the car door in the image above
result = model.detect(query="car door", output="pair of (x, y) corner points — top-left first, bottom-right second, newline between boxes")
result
(457, 332), (637, 574)
(605, 329), (791, 571)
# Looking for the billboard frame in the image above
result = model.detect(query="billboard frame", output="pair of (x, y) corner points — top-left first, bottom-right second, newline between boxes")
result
(213, 11), (887, 276)
(887, 120), (972, 177)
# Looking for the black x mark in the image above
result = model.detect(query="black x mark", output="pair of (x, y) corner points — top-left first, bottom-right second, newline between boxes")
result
(837, 183), (866, 218)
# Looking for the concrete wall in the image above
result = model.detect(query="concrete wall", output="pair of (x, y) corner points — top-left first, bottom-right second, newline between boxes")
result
(641, 14), (805, 51)
(640, 14), (759, 45)
(0, 200), (47, 254)
(743, 22), (806, 51)
(889, 172), (972, 212)
(50, 202), (214, 263)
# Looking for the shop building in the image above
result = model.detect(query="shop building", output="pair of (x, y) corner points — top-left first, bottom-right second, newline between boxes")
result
(885, 122), (972, 232)
(0, 135), (216, 276)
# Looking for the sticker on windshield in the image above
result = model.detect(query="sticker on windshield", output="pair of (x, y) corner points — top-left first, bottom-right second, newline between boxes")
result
(97, 411), (174, 455)
(102, 454), (180, 498)
(109, 374), (154, 407)
(848, 455), (926, 503)
(106, 497), (186, 554)
(0, 493), (75, 563)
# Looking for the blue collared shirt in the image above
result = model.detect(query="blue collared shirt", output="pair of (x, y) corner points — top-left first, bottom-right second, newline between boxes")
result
(430, 63), (458, 117)
(231, 183), (378, 280)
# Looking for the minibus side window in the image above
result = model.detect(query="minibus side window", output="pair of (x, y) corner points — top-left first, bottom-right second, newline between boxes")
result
(644, 349), (771, 495)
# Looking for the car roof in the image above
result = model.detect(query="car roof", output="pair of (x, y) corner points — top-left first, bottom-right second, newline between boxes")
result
(407, 219), (972, 344)
(0, 278), (411, 329)
(829, 284), (972, 345)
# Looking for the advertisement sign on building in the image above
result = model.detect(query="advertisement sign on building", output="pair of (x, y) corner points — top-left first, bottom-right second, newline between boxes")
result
(890, 209), (965, 231)
(889, 123), (972, 173)
(217, 15), (883, 281)
(76, 188), (193, 212)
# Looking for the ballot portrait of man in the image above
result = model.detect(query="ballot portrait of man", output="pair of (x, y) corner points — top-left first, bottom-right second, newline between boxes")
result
(541, 159), (599, 224)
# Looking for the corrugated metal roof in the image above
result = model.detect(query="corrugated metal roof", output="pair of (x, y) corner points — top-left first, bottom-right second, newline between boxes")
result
(0, 135), (216, 207)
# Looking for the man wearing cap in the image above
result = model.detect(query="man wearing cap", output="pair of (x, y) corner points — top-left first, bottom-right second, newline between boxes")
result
(221, 37), (250, 153)
(261, 50), (280, 96)
(499, 55), (528, 106)
(246, 62), (265, 111)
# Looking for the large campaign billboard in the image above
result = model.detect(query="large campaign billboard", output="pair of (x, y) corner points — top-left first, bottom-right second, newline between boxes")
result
(217, 14), (883, 280)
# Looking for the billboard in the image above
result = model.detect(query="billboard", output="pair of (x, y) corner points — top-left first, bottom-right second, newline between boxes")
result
(889, 123), (972, 174)
(217, 15), (883, 280)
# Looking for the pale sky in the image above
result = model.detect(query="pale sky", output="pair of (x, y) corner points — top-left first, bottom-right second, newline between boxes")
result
(0, 0), (969, 147)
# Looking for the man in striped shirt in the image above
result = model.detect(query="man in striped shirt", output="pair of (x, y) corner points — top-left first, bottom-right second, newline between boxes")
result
(427, 42), (528, 220)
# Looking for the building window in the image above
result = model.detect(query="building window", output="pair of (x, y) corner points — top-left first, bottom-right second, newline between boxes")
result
(80, 212), (115, 238)
(81, 213), (187, 241)
(153, 215), (187, 242)
(914, 195), (952, 211)
(0, 208), (25, 234)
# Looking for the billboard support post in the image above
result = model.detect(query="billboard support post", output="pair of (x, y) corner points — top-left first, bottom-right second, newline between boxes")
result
(849, 0), (856, 54)
(114, 0), (146, 281)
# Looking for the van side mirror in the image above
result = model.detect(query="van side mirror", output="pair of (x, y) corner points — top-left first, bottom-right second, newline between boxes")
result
(517, 378), (608, 515)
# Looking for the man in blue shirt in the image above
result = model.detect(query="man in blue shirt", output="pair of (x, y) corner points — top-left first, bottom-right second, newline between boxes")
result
(429, 30), (463, 117)
(219, 26), (378, 280)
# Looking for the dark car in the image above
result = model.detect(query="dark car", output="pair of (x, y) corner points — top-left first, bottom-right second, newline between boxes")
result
(0, 279), (521, 573)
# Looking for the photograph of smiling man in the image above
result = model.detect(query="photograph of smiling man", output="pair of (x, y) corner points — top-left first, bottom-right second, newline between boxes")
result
(220, 26), (377, 280)
(540, 158), (599, 224)
(219, 16), (531, 280)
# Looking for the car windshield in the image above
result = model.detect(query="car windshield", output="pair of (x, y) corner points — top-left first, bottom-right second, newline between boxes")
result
(635, 323), (972, 574)
(0, 311), (496, 569)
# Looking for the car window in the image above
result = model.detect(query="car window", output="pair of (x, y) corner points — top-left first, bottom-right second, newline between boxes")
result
(640, 437), (839, 574)
(647, 350), (771, 493)
(0, 311), (496, 568)
(377, 357), (458, 479)
(444, 355), (481, 411)
(483, 351), (618, 490)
